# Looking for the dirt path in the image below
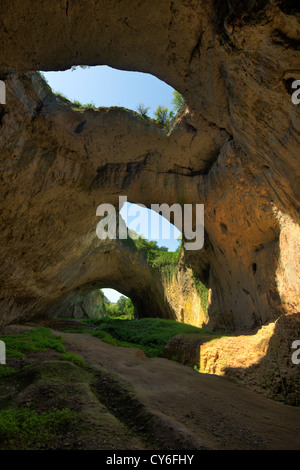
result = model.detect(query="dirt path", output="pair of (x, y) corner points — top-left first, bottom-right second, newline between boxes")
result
(51, 329), (300, 450)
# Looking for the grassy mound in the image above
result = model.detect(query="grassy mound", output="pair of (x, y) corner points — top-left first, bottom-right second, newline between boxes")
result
(0, 327), (66, 359)
(0, 407), (76, 450)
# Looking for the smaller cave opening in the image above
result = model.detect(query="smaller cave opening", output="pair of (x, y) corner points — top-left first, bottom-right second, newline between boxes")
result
(101, 288), (135, 320)
(48, 283), (137, 322)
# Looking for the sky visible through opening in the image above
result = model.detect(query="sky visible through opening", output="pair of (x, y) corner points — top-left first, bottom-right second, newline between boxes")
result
(103, 202), (181, 302)
(43, 65), (175, 118)
(43, 66), (181, 303)
(102, 288), (126, 303)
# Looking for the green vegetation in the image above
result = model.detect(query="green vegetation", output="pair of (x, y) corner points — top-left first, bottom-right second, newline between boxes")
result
(73, 99), (84, 107)
(192, 272), (210, 316)
(55, 92), (97, 110)
(136, 90), (185, 132)
(37, 70), (185, 134)
(0, 407), (76, 450)
(154, 105), (174, 129)
(60, 352), (87, 368)
(172, 90), (185, 112)
(54, 91), (70, 103)
(0, 327), (66, 359)
(71, 65), (90, 72)
(75, 317), (215, 358)
(0, 365), (17, 378)
(75, 101), (96, 109)
(136, 103), (150, 118)
(122, 235), (182, 284)
(104, 295), (135, 319)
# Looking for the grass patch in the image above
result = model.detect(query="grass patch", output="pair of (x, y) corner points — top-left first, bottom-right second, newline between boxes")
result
(73, 317), (216, 358)
(60, 352), (87, 368)
(0, 407), (76, 450)
(0, 365), (17, 378)
(0, 327), (66, 359)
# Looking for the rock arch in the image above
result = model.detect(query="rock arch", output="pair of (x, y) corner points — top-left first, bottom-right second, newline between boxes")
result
(0, 0), (299, 335)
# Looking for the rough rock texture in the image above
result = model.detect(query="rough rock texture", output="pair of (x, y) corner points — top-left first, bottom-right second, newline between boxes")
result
(0, 1), (299, 399)
(0, 72), (209, 326)
(164, 312), (300, 405)
(47, 286), (107, 320)
(43, 237), (202, 325)
(164, 254), (205, 328)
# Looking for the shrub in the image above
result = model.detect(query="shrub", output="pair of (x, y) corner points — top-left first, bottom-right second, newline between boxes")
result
(55, 91), (70, 102)
(172, 90), (185, 112)
(136, 103), (150, 118)
(73, 99), (83, 107)
(154, 105), (174, 128)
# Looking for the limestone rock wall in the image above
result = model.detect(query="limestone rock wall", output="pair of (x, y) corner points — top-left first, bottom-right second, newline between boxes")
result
(46, 287), (107, 320)
(164, 254), (206, 328)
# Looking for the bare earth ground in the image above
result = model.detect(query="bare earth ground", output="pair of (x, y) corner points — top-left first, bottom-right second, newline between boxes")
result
(2, 320), (300, 450)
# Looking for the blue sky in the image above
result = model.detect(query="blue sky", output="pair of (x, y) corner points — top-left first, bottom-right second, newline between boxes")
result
(120, 202), (181, 251)
(43, 66), (181, 302)
(43, 65), (175, 118)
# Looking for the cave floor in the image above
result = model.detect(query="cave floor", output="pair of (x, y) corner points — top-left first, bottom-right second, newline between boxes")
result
(1, 320), (300, 450)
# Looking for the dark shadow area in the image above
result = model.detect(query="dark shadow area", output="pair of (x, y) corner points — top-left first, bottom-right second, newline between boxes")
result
(277, 0), (299, 15)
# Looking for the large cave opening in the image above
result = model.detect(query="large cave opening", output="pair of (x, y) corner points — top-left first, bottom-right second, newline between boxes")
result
(41, 65), (183, 123)
(50, 201), (184, 322)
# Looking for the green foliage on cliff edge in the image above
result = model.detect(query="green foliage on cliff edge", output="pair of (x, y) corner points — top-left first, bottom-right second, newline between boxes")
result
(192, 272), (210, 317)
(136, 90), (185, 133)
(38, 70), (185, 133)
(121, 235), (182, 284)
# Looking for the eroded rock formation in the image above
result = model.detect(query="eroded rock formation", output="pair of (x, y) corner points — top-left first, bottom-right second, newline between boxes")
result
(0, 0), (299, 399)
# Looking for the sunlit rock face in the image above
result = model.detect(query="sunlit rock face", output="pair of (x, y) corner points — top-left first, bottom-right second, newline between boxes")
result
(0, 0), (299, 336)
